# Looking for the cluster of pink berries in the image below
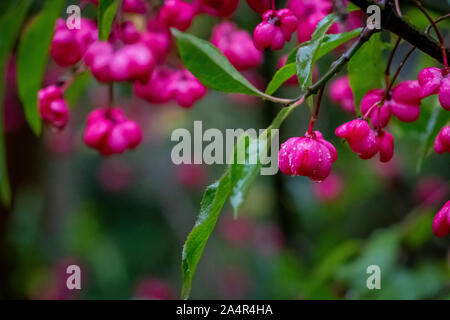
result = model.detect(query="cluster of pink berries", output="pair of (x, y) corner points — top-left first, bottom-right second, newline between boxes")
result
(83, 108), (142, 156)
(38, 85), (69, 130)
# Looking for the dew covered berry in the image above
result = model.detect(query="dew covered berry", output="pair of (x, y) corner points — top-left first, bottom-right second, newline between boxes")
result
(278, 130), (337, 182)
(211, 21), (262, 70)
(417, 67), (450, 110)
(432, 200), (450, 238)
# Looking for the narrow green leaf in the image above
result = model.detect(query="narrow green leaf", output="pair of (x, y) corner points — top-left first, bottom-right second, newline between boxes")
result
(287, 28), (363, 64)
(172, 29), (263, 96)
(348, 32), (385, 114)
(267, 29), (362, 95)
(230, 104), (296, 214)
(265, 63), (296, 95)
(296, 14), (337, 91)
(98, 0), (118, 41)
(64, 71), (91, 107)
(182, 172), (231, 299)
(347, 2), (360, 12)
(17, 0), (65, 135)
(416, 106), (449, 172)
(0, 0), (32, 206)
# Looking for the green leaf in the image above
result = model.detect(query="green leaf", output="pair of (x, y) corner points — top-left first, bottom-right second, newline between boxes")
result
(98, 0), (119, 41)
(230, 104), (296, 214)
(348, 32), (385, 115)
(416, 106), (449, 172)
(296, 14), (338, 91)
(265, 63), (296, 95)
(181, 172), (231, 299)
(0, 0), (32, 206)
(286, 28), (363, 64)
(17, 0), (65, 135)
(347, 2), (360, 12)
(64, 71), (91, 107)
(172, 28), (262, 96)
(267, 28), (362, 95)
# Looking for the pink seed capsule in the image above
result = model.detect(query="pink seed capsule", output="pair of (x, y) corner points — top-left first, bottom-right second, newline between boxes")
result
(278, 130), (337, 182)
(38, 85), (69, 130)
(158, 0), (196, 31)
(432, 201), (450, 238)
(253, 9), (298, 51)
(329, 76), (355, 113)
(211, 21), (262, 70)
(199, 0), (240, 17)
(434, 125), (450, 154)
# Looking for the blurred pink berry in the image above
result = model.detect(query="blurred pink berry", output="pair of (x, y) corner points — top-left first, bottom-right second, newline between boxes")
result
(335, 119), (379, 160)
(83, 0), (147, 13)
(167, 69), (207, 108)
(122, 0), (148, 13)
(253, 9), (298, 51)
(432, 200), (450, 238)
(38, 85), (69, 130)
(175, 163), (208, 189)
(142, 19), (171, 63)
(211, 21), (262, 70)
(360, 89), (391, 128)
(329, 76), (355, 113)
(414, 176), (448, 207)
(199, 0), (240, 17)
(50, 18), (97, 67)
(417, 67), (450, 110)
(159, 0), (196, 31)
(218, 267), (250, 299)
(83, 108), (143, 156)
(134, 66), (174, 105)
(134, 278), (175, 300)
(434, 125), (450, 154)
(246, 0), (271, 13)
(98, 159), (131, 192)
(279, 130), (337, 181)
(84, 41), (155, 84)
(219, 215), (252, 246)
(313, 172), (343, 202)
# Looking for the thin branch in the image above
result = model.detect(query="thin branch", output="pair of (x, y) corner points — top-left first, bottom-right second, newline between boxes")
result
(349, 0), (450, 65)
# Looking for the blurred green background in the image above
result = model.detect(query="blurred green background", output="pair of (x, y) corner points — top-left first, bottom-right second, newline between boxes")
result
(0, 0), (449, 299)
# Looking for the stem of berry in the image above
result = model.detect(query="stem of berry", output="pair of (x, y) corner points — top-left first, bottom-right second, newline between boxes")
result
(59, 64), (86, 92)
(413, 0), (448, 68)
(383, 45), (415, 100)
(384, 36), (402, 87)
(307, 85), (325, 135)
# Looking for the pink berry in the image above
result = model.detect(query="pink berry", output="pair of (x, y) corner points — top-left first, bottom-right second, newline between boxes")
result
(335, 119), (379, 160)
(134, 66), (174, 104)
(211, 21), (262, 70)
(122, 0), (148, 14)
(432, 200), (450, 238)
(199, 0), (240, 17)
(253, 9), (298, 51)
(278, 130), (337, 182)
(246, 0), (271, 13)
(414, 176), (448, 207)
(50, 18), (97, 67)
(159, 0), (196, 31)
(167, 69), (207, 108)
(142, 19), (171, 63)
(329, 76), (355, 113)
(38, 85), (69, 130)
(313, 172), (343, 202)
(434, 125), (450, 154)
(360, 89), (391, 128)
(438, 76), (450, 110)
(83, 108), (143, 155)
(418, 67), (442, 97)
(377, 130), (394, 163)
